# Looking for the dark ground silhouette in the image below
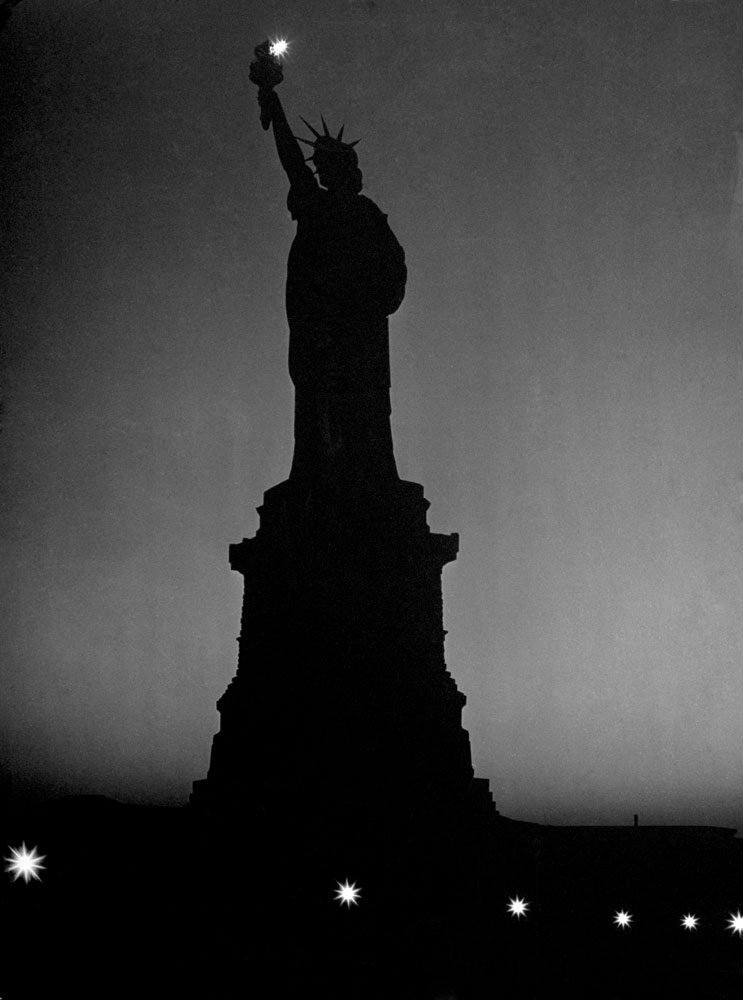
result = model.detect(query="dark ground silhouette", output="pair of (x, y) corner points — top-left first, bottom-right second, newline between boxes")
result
(2, 794), (743, 998)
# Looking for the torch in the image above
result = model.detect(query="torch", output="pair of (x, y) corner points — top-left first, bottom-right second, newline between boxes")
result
(249, 39), (288, 130)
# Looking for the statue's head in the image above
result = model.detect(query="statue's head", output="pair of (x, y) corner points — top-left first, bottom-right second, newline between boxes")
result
(295, 117), (363, 194)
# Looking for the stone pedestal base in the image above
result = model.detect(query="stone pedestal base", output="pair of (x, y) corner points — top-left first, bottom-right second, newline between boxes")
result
(190, 476), (497, 991)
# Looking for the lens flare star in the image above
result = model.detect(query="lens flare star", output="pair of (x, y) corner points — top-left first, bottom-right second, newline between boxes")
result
(507, 896), (529, 919)
(5, 843), (46, 883)
(269, 38), (289, 58)
(613, 909), (632, 929)
(728, 912), (743, 937)
(334, 879), (361, 907)
(681, 914), (699, 930)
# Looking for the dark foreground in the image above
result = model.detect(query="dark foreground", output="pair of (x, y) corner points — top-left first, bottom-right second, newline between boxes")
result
(2, 796), (742, 999)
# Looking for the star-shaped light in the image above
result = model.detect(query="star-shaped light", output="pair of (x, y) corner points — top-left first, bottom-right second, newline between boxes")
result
(613, 909), (632, 929)
(5, 843), (46, 883)
(334, 879), (361, 908)
(728, 911), (743, 937)
(269, 38), (289, 59)
(681, 914), (699, 931)
(507, 896), (529, 919)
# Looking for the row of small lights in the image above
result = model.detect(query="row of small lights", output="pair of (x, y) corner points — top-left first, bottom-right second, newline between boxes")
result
(505, 895), (743, 935)
(334, 888), (743, 937)
(7, 846), (743, 938)
(288, 880), (743, 936)
(289, 879), (743, 937)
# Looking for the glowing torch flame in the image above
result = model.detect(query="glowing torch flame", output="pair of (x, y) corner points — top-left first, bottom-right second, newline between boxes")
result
(269, 39), (289, 59)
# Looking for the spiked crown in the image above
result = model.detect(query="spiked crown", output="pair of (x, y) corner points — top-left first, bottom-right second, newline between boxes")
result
(294, 116), (361, 163)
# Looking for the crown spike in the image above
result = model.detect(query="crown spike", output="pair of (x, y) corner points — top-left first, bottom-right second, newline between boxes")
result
(336, 124), (345, 141)
(320, 115), (330, 136)
(299, 116), (322, 138)
(293, 135), (317, 147)
(349, 139), (361, 147)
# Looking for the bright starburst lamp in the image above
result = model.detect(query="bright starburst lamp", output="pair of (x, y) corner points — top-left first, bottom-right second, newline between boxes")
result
(334, 879), (361, 908)
(507, 896), (529, 919)
(5, 843), (46, 883)
(613, 909), (632, 929)
(681, 914), (699, 931)
(728, 911), (743, 937)
(269, 38), (289, 58)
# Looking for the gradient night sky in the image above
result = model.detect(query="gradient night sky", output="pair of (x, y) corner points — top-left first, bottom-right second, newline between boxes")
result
(2, 0), (743, 826)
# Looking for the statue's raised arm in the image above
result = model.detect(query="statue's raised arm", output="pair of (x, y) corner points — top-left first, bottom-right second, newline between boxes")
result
(249, 41), (312, 190)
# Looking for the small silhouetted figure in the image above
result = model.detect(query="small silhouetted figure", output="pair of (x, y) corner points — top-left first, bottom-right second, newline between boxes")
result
(250, 42), (407, 484)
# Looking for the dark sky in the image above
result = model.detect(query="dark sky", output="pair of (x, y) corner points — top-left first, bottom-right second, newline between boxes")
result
(2, 0), (743, 826)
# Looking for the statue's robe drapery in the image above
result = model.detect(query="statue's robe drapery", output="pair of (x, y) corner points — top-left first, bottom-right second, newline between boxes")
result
(285, 176), (407, 482)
